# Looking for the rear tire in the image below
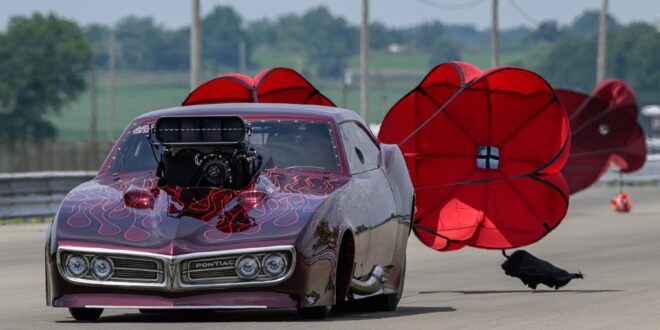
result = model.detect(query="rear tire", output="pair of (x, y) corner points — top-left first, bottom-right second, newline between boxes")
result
(68, 307), (103, 321)
(297, 306), (331, 319)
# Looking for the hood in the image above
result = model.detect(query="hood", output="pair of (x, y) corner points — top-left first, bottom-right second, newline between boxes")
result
(55, 168), (349, 255)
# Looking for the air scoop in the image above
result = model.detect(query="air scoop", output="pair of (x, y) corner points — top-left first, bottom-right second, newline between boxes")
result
(123, 188), (156, 210)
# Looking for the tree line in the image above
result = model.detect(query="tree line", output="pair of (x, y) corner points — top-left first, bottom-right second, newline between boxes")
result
(1, 5), (660, 141)
(82, 6), (660, 105)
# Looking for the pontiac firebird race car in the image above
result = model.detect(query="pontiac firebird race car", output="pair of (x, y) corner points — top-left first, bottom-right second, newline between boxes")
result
(45, 103), (414, 320)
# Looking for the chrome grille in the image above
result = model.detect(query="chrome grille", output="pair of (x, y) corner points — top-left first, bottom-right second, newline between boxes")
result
(113, 258), (159, 270)
(181, 255), (241, 284)
(188, 268), (236, 280)
(59, 252), (164, 284)
(113, 269), (160, 281)
(57, 245), (295, 290)
(110, 256), (163, 282)
(180, 251), (293, 285)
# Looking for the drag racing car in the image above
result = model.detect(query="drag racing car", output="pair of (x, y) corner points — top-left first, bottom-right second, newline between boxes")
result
(45, 103), (414, 320)
(46, 62), (575, 321)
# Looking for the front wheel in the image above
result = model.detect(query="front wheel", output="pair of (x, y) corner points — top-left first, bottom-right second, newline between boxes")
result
(68, 307), (103, 321)
(297, 305), (331, 319)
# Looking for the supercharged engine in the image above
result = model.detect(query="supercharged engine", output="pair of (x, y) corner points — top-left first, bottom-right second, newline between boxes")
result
(152, 115), (261, 189)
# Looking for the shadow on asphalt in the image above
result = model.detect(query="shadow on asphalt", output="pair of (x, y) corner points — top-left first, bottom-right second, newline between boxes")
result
(418, 289), (622, 295)
(56, 305), (455, 323)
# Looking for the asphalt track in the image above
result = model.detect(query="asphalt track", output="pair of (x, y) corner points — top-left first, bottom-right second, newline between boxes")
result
(1, 186), (659, 329)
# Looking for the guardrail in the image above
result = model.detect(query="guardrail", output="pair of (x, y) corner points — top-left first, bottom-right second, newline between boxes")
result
(0, 158), (658, 225)
(0, 171), (96, 224)
(601, 158), (660, 183)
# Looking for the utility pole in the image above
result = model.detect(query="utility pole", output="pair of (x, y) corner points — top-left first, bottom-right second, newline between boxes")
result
(239, 40), (247, 74)
(190, 0), (202, 90)
(596, 0), (608, 83)
(90, 69), (99, 166)
(360, 0), (369, 122)
(490, 0), (499, 67)
(107, 27), (116, 141)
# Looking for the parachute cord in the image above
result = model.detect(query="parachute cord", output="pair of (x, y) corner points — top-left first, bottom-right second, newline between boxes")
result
(501, 249), (509, 259)
(619, 170), (624, 193)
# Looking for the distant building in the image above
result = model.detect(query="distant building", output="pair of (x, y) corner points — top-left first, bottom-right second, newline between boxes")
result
(386, 43), (408, 54)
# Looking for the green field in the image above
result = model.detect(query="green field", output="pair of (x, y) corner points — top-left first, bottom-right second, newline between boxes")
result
(50, 48), (530, 141)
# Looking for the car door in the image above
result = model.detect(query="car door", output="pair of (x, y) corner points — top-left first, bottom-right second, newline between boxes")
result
(339, 121), (399, 271)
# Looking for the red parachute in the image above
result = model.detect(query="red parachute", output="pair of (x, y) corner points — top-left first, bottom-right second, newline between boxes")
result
(182, 67), (335, 106)
(555, 80), (647, 194)
(378, 62), (570, 252)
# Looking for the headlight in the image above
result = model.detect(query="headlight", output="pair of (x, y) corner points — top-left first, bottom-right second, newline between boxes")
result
(66, 254), (88, 277)
(263, 252), (287, 277)
(91, 256), (113, 280)
(235, 254), (260, 279)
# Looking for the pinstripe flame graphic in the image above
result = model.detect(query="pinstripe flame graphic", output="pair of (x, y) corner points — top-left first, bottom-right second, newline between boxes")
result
(60, 170), (348, 243)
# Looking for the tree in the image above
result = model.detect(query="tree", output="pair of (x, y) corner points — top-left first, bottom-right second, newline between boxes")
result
(427, 38), (461, 66)
(369, 22), (405, 50)
(534, 22), (660, 106)
(0, 13), (93, 140)
(247, 19), (277, 48)
(202, 6), (250, 70)
(406, 20), (460, 66)
(527, 21), (562, 44)
(608, 23), (660, 105)
(412, 21), (446, 52)
(85, 23), (109, 68)
(114, 16), (190, 70)
(567, 9), (620, 36)
(532, 36), (596, 93)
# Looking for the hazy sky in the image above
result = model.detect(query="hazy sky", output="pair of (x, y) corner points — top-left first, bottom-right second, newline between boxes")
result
(1, 0), (660, 30)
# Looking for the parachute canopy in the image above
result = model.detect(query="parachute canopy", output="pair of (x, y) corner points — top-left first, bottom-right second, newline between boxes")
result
(182, 67), (335, 107)
(378, 62), (570, 252)
(556, 80), (647, 194)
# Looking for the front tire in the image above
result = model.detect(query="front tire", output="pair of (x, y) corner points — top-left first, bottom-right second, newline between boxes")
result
(297, 306), (331, 319)
(68, 307), (103, 321)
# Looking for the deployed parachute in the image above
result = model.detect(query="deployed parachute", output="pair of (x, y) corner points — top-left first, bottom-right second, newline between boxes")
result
(378, 62), (570, 252)
(177, 64), (580, 288)
(182, 67), (335, 106)
(555, 80), (647, 194)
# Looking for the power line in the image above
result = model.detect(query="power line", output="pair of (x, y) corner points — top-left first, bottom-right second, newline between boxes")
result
(417, 0), (488, 10)
(505, 0), (540, 26)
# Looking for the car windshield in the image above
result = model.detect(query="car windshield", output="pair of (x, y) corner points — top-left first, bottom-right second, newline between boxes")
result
(107, 120), (342, 173)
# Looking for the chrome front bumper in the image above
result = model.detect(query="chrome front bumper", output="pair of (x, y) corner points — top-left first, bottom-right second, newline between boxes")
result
(56, 245), (296, 291)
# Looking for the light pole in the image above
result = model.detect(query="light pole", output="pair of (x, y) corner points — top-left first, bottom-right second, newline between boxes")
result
(491, 0), (499, 67)
(360, 0), (370, 122)
(190, 0), (202, 90)
(596, 0), (608, 83)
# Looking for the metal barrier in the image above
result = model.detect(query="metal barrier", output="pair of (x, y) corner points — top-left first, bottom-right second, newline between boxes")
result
(0, 171), (96, 223)
(0, 159), (657, 225)
(601, 158), (660, 183)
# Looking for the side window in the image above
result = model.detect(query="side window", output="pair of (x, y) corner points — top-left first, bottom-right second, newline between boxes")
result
(339, 122), (380, 174)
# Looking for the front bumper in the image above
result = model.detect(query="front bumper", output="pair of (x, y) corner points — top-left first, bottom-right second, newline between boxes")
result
(56, 245), (296, 291)
(47, 244), (337, 309)
(54, 291), (297, 309)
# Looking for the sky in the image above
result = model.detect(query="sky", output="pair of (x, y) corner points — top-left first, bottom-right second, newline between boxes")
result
(1, 0), (660, 30)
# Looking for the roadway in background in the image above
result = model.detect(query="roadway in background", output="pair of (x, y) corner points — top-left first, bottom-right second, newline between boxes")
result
(1, 186), (659, 329)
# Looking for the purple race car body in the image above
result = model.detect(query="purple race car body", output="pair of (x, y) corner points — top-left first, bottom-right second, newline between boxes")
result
(45, 103), (414, 319)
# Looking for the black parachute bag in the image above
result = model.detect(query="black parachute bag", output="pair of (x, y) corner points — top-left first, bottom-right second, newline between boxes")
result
(501, 250), (583, 290)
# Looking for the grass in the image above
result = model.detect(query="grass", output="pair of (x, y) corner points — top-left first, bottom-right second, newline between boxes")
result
(49, 48), (536, 141)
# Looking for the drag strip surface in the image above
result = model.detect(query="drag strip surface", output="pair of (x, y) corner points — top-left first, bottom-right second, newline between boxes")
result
(1, 187), (659, 329)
